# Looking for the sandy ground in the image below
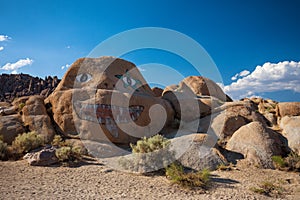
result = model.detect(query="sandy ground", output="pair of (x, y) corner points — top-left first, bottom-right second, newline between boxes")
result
(0, 160), (299, 200)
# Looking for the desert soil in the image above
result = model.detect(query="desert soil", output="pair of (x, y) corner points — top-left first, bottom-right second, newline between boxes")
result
(0, 160), (299, 200)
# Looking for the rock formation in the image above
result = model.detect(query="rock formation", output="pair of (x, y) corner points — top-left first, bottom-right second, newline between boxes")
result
(226, 122), (289, 168)
(0, 56), (299, 171)
(46, 57), (174, 144)
(280, 116), (300, 155)
(0, 73), (60, 102)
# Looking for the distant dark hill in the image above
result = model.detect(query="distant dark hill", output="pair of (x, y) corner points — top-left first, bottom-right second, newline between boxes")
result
(0, 73), (60, 102)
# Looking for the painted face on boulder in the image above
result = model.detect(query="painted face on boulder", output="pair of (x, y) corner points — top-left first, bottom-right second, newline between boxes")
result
(48, 56), (174, 144)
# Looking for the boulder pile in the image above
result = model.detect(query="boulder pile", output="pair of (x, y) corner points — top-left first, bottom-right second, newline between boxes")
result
(0, 73), (60, 102)
(0, 56), (299, 172)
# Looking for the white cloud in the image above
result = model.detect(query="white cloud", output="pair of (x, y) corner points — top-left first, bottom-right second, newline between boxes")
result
(0, 35), (10, 41)
(239, 70), (250, 77)
(231, 70), (250, 81)
(1, 58), (33, 73)
(0, 46), (3, 51)
(224, 61), (300, 100)
(11, 70), (18, 74)
(61, 64), (70, 70)
(66, 45), (71, 49)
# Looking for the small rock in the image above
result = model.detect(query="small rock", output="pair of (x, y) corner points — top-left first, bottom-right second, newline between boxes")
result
(101, 168), (114, 173)
(23, 145), (59, 166)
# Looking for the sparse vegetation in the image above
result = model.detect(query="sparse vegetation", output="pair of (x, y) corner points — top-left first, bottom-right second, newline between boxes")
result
(130, 134), (170, 153)
(51, 135), (64, 147)
(165, 162), (211, 189)
(120, 134), (212, 190)
(12, 132), (44, 156)
(272, 155), (287, 168)
(119, 134), (174, 173)
(272, 152), (300, 171)
(55, 146), (82, 162)
(250, 181), (284, 197)
(51, 135), (85, 163)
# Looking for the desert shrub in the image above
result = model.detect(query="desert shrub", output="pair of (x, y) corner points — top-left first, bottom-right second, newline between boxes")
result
(51, 135), (86, 163)
(51, 135), (64, 147)
(272, 156), (287, 168)
(284, 152), (300, 171)
(250, 181), (284, 197)
(0, 139), (8, 160)
(12, 132), (44, 156)
(165, 163), (211, 189)
(272, 152), (300, 171)
(55, 146), (82, 162)
(119, 135), (174, 173)
(55, 147), (72, 161)
(130, 134), (170, 153)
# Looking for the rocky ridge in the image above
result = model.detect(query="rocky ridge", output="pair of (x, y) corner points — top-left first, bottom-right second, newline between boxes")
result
(0, 73), (60, 102)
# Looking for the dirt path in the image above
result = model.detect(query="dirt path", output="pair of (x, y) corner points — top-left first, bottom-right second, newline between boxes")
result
(0, 160), (299, 200)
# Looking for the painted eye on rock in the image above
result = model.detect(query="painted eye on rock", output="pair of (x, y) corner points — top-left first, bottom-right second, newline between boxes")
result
(76, 73), (92, 83)
(115, 69), (142, 90)
(122, 76), (136, 87)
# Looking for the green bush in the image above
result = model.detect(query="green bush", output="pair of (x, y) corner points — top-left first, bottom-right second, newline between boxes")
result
(0, 139), (8, 160)
(55, 146), (82, 162)
(119, 134), (174, 173)
(51, 135), (85, 163)
(165, 163), (211, 189)
(12, 132), (44, 155)
(272, 156), (287, 169)
(272, 152), (300, 171)
(130, 134), (170, 153)
(51, 135), (64, 147)
(250, 181), (284, 197)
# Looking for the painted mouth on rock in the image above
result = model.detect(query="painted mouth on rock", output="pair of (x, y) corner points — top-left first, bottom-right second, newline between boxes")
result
(74, 103), (144, 124)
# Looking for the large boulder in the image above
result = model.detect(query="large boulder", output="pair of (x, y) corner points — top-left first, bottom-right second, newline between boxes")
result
(195, 101), (268, 143)
(22, 95), (56, 143)
(163, 76), (231, 102)
(162, 91), (221, 121)
(0, 114), (25, 144)
(115, 133), (227, 173)
(179, 76), (228, 101)
(172, 134), (227, 170)
(45, 89), (77, 137)
(226, 122), (289, 168)
(276, 102), (300, 118)
(46, 56), (175, 145)
(280, 116), (300, 155)
(162, 76), (229, 121)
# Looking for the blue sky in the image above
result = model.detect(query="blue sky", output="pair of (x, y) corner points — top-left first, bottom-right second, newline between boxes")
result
(1, 0), (300, 101)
